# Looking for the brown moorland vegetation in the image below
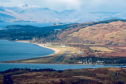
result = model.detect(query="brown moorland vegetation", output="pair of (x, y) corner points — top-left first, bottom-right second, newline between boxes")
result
(58, 21), (126, 46)
(0, 68), (126, 84)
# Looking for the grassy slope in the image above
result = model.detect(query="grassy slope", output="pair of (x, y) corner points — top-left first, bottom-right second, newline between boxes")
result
(68, 21), (126, 45)
(57, 20), (126, 46)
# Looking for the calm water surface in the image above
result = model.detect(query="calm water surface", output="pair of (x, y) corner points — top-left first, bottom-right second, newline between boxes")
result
(0, 63), (126, 72)
(0, 40), (54, 62)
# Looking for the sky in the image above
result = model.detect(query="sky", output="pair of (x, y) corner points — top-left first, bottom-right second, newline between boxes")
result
(0, 0), (126, 12)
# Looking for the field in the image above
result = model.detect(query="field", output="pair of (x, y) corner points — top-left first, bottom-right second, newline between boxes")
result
(90, 47), (113, 52)
(102, 46), (126, 57)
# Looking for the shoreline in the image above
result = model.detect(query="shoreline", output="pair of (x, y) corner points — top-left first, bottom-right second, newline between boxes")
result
(16, 40), (59, 56)
(1, 62), (126, 66)
(33, 43), (60, 56)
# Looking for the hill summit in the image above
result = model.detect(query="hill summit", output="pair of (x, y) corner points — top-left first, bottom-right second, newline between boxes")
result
(58, 20), (126, 45)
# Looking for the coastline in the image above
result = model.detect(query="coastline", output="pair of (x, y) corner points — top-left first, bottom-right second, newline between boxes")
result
(8, 40), (82, 64)
(34, 43), (60, 56)
(16, 40), (59, 56)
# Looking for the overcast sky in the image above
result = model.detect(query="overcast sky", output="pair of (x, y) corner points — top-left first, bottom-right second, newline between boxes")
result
(0, 0), (126, 12)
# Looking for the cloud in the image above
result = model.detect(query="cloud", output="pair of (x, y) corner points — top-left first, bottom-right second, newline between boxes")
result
(0, 0), (81, 11)
(80, 0), (126, 12)
(0, 0), (126, 23)
(43, 0), (81, 11)
(0, 0), (126, 12)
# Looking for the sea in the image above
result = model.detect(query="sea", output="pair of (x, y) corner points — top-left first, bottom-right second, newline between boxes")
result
(0, 40), (54, 62)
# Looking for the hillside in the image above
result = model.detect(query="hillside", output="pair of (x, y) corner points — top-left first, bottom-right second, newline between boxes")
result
(0, 24), (70, 42)
(1, 19), (126, 46)
(0, 68), (126, 84)
(58, 19), (126, 45)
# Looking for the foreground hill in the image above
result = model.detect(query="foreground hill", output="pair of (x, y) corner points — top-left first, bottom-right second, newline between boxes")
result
(58, 19), (126, 45)
(0, 68), (126, 84)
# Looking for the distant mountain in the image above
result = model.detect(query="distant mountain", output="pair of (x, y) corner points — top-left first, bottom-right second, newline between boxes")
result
(0, 7), (5, 11)
(0, 20), (3, 22)
(0, 12), (15, 22)
(0, 6), (125, 23)
(0, 7), (77, 23)
(0, 7), (16, 22)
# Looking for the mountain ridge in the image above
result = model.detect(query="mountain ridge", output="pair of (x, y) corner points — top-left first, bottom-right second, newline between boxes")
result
(57, 19), (126, 45)
(0, 6), (125, 23)
(0, 19), (126, 46)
